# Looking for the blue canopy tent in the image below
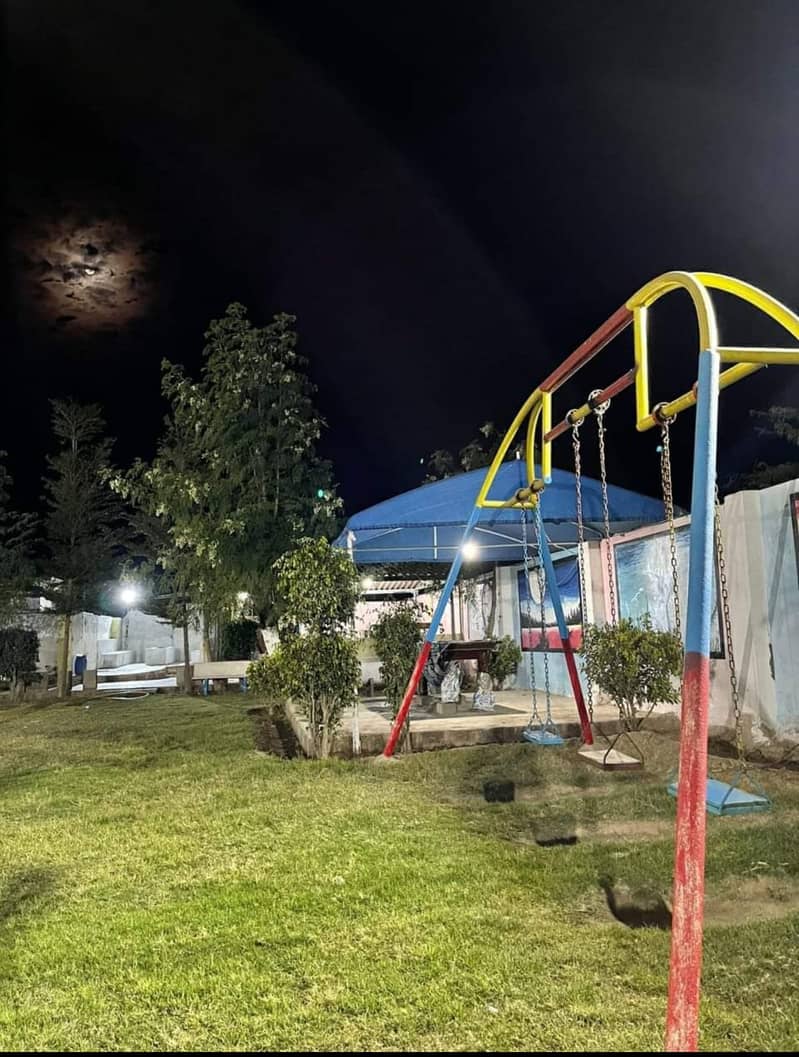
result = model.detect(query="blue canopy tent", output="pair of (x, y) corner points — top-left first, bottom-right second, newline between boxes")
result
(335, 460), (671, 571)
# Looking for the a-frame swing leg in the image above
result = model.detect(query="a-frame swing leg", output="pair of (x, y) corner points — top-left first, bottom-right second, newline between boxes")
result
(535, 508), (593, 746)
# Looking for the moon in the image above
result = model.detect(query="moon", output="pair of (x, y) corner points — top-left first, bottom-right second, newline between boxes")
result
(11, 205), (162, 333)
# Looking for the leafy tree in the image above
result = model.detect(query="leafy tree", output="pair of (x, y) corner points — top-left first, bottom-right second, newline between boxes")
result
(732, 405), (799, 490)
(248, 538), (360, 757)
(423, 422), (511, 482)
(486, 635), (522, 688)
(192, 305), (341, 620)
(0, 454), (36, 625)
(422, 449), (455, 483)
(220, 618), (259, 661)
(371, 603), (422, 718)
(0, 627), (39, 701)
(581, 616), (682, 729)
(42, 401), (122, 698)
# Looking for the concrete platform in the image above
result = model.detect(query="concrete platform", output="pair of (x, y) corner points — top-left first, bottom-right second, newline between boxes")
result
(284, 689), (680, 758)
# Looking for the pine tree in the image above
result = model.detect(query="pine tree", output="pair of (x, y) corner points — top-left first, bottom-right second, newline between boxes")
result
(42, 401), (121, 697)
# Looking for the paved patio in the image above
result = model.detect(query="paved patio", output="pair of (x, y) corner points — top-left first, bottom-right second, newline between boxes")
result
(286, 689), (680, 758)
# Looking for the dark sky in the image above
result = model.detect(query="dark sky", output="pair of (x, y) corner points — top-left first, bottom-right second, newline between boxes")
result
(4, 0), (799, 516)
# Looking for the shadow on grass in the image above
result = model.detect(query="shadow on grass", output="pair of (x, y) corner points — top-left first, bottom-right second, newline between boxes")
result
(0, 867), (60, 931)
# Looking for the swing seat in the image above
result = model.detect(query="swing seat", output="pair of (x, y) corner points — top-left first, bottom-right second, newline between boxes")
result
(578, 745), (642, 771)
(522, 727), (564, 747)
(667, 777), (771, 816)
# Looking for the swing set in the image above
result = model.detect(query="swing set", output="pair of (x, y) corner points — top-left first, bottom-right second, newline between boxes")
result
(382, 271), (799, 1052)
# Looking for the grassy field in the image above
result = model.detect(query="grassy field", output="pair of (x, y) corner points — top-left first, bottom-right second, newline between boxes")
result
(0, 695), (797, 1052)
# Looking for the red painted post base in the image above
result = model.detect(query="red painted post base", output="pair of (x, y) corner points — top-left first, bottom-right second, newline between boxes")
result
(383, 640), (433, 758)
(563, 646), (593, 745)
(665, 652), (710, 1052)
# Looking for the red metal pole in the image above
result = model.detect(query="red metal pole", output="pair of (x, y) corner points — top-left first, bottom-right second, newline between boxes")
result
(382, 641), (432, 758)
(544, 368), (638, 443)
(540, 305), (633, 394)
(665, 348), (719, 1052)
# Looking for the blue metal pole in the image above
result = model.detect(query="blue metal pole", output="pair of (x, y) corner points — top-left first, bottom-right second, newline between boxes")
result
(536, 505), (592, 743)
(383, 505), (482, 757)
(665, 347), (720, 1052)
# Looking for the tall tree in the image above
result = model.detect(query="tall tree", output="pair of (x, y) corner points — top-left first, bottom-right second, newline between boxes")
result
(423, 421), (510, 482)
(114, 305), (339, 654)
(732, 405), (799, 490)
(198, 306), (340, 617)
(42, 401), (121, 698)
(0, 454), (36, 626)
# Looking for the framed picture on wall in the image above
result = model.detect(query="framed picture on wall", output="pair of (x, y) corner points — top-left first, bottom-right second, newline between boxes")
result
(791, 492), (799, 588)
(517, 557), (582, 652)
(612, 521), (724, 658)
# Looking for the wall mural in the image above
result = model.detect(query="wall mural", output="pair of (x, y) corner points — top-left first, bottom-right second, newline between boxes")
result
(613, 524), (723, 657)
(517, 558), (582, 652)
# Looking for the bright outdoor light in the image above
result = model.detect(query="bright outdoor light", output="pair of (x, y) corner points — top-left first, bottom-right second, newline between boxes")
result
(461, 540), (480, 561)
(120, 586), (139, 607)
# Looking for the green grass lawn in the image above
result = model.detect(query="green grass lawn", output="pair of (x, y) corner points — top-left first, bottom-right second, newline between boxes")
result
(1, 696), (797, 1052)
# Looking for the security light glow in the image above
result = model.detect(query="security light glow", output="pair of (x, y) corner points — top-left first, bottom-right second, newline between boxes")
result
(120, 586), (139, 606)
(461, 540), (480, 561)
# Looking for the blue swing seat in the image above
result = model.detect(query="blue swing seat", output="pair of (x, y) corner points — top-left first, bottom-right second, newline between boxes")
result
(667, 777), (771, 817)
(522, 727), (564, 747)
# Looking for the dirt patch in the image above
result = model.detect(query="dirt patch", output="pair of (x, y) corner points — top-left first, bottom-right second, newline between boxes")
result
(248, 708), (304, 759)
(579, 819), (673, 842)
(705, 875), (799, 927)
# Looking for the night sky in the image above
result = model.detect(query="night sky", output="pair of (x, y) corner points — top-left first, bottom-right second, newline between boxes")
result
(4, 0), (799, 516)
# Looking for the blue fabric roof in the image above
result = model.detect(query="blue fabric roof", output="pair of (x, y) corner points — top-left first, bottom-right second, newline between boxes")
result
(335, 460), (670, 566)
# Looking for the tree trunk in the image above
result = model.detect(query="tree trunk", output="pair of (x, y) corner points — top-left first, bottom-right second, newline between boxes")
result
(485, 565), (498, 638)
(182, 618), (193, 696)
(57, 613), (72, 700)
(202, 613), (213, 663)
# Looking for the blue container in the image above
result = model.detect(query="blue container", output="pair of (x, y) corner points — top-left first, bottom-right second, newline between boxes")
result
(74, 654), (88, 677)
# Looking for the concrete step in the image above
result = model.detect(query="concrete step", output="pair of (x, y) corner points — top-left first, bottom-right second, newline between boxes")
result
(99, 650), (134, 668)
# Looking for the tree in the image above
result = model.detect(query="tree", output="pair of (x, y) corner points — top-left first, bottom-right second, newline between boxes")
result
(42, 401), (122, 698)
(371, 603), (422, 717)
(248, 538), (360, 757)
(0, 454), (36, 626)
(0, 628), (39, 701)
(581, 616), (683, 729)
(197, 306), (341, 620)
(422, 422), (511, 482)
(731, 405), (799, 490)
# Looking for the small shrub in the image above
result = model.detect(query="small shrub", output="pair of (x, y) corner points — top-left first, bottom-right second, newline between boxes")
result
(486, 635), (522, 688)
(253, 538), (360, 757)
(0, 627), (39, 700)
(581, 615), (683, 727)
(221, 618), (259, 660)
(371, 603), (423, 717)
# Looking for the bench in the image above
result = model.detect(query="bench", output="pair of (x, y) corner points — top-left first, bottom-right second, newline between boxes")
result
(185, 660), (252, 695)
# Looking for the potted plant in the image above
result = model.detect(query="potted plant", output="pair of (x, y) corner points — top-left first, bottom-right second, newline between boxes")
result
(581, 615), (682, 729)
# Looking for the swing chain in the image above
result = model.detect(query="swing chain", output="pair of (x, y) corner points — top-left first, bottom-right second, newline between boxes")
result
(572, 420), (594, 723)
(714, 485), (748, 773)
(659, 419), (682, 643)
(596, 405), (617, 624)
(520, 508), (542, 727)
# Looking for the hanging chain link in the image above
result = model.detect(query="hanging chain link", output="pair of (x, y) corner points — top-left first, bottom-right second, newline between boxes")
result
(533, 513), (554, 725)
(572, 420), (594, 723)
(596, 405), (617, 624)
(659, 418), (682, 644)
(520, 508), (541, 727)
(714, 484), (748, 772)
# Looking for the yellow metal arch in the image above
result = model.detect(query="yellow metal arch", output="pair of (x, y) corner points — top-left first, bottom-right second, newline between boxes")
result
(476, 271), (799, 509)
